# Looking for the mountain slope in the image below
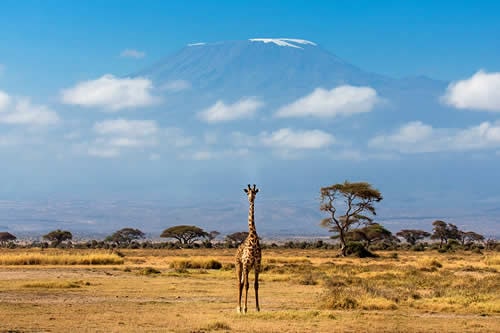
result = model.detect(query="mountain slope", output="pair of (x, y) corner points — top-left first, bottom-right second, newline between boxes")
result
(135, 38), (472, 129)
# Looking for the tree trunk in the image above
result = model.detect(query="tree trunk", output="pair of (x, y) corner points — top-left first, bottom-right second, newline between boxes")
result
(339, 229), (347, 257)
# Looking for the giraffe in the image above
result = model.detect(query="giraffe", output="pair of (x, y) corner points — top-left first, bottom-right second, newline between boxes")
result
(235, 184), (262, 314)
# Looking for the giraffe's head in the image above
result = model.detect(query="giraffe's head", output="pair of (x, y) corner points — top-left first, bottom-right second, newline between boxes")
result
(244, 184), (259, 203)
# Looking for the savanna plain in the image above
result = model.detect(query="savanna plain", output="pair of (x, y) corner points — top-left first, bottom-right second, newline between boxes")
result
(0, 248), (498, 333)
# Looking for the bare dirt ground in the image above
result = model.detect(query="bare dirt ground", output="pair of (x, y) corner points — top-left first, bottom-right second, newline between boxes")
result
(0, 249), (498, 332)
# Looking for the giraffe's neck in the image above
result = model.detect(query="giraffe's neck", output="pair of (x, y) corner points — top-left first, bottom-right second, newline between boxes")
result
(247, 200), (257, 236)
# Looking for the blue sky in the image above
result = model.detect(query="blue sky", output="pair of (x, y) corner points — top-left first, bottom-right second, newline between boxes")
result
(1, 0), (500, 86)
(1, 0), (500, 204)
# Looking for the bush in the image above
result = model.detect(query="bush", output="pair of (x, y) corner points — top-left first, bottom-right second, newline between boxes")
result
(169, 259), (222, 270)
(139, 267), (161, 275)
(411, 243), (426, 251)
(345, 242), (377, 258)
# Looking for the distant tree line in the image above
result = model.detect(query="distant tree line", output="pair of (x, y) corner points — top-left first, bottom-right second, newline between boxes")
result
(1, 222), (497, 253)
(0, 180), (498, 255)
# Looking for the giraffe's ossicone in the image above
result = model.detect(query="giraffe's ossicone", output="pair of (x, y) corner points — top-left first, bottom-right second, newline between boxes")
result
(235, 184), (262, 314)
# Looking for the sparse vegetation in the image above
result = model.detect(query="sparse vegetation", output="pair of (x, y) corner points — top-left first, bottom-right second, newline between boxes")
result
(0, 248), (498, 332)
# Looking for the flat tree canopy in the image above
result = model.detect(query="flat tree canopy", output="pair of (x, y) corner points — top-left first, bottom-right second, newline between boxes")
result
(320, 181), (383, 256)
(0, 232), (16, 244)
(43, 229), (72, 245)
(106, 228), (145, 246)
(345, 223), (393, 246)
(160, 225), (208, 244)
(396, 229), (431, 245)
(225, 231), (249, 246)
(458, 231), (485, 246)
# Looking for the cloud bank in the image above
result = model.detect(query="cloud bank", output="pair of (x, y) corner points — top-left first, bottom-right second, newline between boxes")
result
(442, 70), (500, 111)
(160, 80), (191, 92)
(198, 97), (263, 123)
(276, 85), (379, 118)
(120, 49), (146, 59)
(0, 91), (59, 126)
(369, 120), (500, 153)
(260, 128), (334, 149)
(61, 75), (158, 111)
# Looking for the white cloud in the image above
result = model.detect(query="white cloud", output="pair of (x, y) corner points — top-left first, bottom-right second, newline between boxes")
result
(231, 128), (335, 155)
(87, 119), (159, 158)
(61, 75), (158, 111)
(330, 149), (398, 161)
(191, 151), (213, 160)
(369, 120), (500, 153)
(93, 118), (158, 136)
(276, 85), (379, 118)
(87, 146), (120, 158)
(0, 90), (10, 110)
(197, 97), (264, 123)
(160, 80), (191, 92)
(180, 148), (249, 161)
(442, 70), (500, 111)
(120, 49), (146, 59)
(0, 96), (59, 126)
(260, 128), (334, 149)
(87, 119), (193, 158)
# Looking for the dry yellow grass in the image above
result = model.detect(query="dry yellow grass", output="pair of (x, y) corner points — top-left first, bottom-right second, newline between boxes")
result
(0, 250), (124, 265)
(0, 248), (498, 332)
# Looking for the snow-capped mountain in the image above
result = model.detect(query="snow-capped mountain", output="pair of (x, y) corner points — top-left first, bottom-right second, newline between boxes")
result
(134, 38), (487, 141)
(138, 38), (388, 97)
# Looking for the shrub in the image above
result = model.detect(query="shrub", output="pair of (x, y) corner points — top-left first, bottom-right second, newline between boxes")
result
(139, 267), (161, 275)
(345, 242), (377, 258)
(411, 243), (426, 251)
(298, 271), (318, 285)
(204, 321), (231, 330)
(169, 259), (222, 270)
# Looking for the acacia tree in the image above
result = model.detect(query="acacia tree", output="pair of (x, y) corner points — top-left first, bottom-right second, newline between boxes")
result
(320, 181), (383, 256)
(43, 229), (72, 246)
(0, 232), (16, 246)
(207, 230), (220, 242)
(106, 228), (145, 247)
(160, 225), (208, 245)
(457, 231), (484, 246)
(346, 223), (393, 247)
(431, 220), (459, 248)
(396, 229), (431, 245)
(225, 232), (249, 247)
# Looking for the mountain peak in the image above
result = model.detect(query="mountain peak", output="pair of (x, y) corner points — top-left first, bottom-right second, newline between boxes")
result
(249, 38), (317, 49)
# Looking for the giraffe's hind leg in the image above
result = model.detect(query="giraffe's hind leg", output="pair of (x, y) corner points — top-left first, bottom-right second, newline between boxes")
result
(236, 262), (243, 313)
